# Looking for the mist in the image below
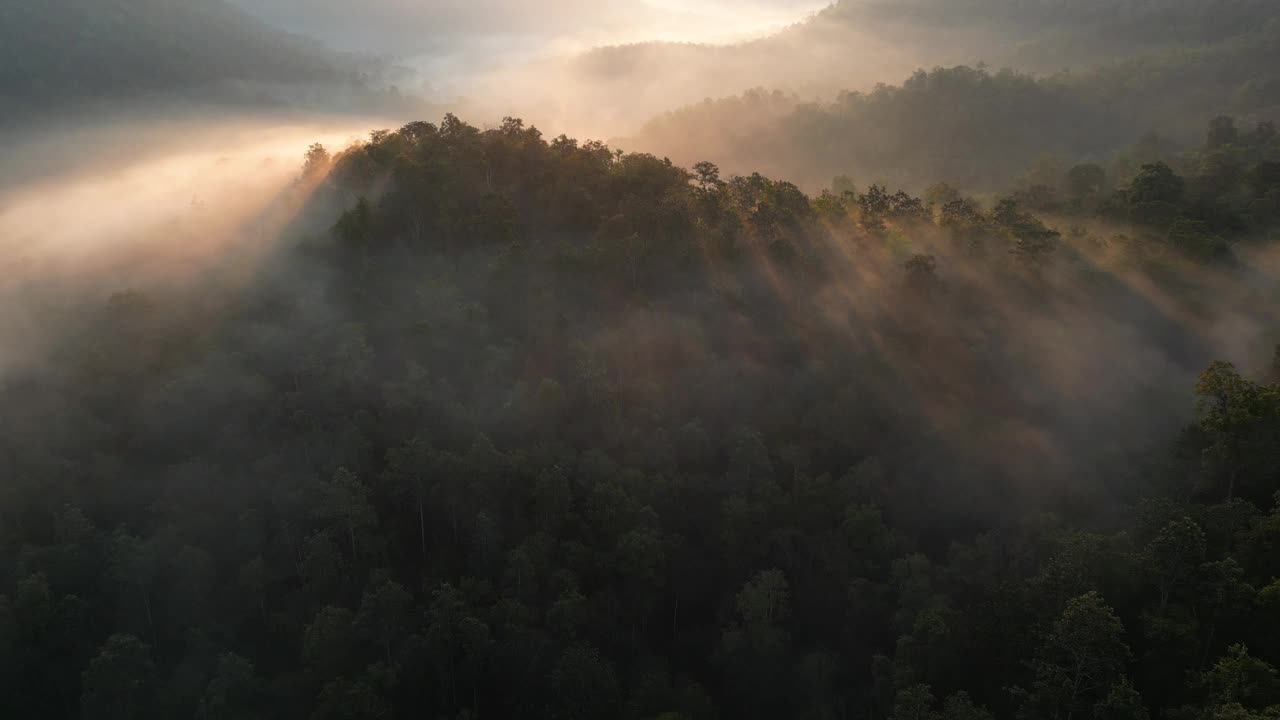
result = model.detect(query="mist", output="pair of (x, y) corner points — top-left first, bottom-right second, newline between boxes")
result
(228, 0), (830, 57)
(0, 116), (378, 379)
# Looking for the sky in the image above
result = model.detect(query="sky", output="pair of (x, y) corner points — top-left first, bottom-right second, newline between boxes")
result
(231, 0), (832, 58)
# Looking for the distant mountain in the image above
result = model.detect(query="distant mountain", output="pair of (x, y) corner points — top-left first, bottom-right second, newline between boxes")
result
(830, 0), (1277, 42)
(531, 0), (1280, 137)
(601, 0), (1280, 190)
(0, 0), (387, 119)
(824, 0), (1280, 69)
(621, 27), (1280, 192)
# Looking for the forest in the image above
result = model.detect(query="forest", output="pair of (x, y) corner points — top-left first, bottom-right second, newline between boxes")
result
(6, 1), (1280, 719)
(2, 110), (1280, 719)
(543, 0), (1280, 145)
(627, 34), (1280, 191)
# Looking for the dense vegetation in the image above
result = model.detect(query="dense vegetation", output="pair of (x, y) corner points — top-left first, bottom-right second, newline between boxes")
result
(630, 36), (1280, 193)
(3, 112), (1280, 720)
(832, 0), (1280, 57)
(631, 67), (1108, 190)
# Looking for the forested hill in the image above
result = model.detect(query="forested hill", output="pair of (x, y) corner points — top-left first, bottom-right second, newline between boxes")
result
(825, 0), (1280, 64)
(0, 0), (390, 120)
(550, 0), (1280, 151)
(627, 27), (1280, 193)
(3, 115), (1280, 719)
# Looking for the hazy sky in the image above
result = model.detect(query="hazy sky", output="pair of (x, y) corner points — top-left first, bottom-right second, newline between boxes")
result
(233, 0), (831, 56)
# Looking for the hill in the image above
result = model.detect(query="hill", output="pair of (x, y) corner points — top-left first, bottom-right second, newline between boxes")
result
(4, 114), (1280, 718)
(0, 0), (384, 120)
(527, 0), (1280, 139)
(623, 19), (1280, 192)
(826, 0), (1280, 67)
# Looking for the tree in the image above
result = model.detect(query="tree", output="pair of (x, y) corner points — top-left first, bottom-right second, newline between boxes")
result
(312, 677), (392, 720)
(890, 685), (993, 720)
(1167, 218), (1227, 262)
(693, 161), (725, 192)
(108, 532), (160, 648)
(1195, 362), (1280, 503)
(303, 606), (357, 677)
(941, 198), (983, 227)
(859, 185), (893, 231)
(303, 143), (332, 178)
(550, 645), (620, 720)
(424, 583), (492, 713)
(941, 197), (987, 253)
(335, 197), (374, 250)
(717, 570), (793, 718)
(905, 254), (939, 288)
(944, 692), (995, 720)
(81, 635), (157, 720)
(1197, 645), (1280, 710)
(814, 189), (851, 220)
(7, 573), (86, 717)
(532, 466), (573, 532)
(994, 198), (1059, 266)
(1195, 558), (1254, 663)
(320, 468), (378, 557)
(893, 610), (953, 689)
(1128, 162), (1185, 205)
(198, 653), (265, 720)
(1093, 680), (1148, 720)
(1015, 592), (1132, 720)
(890, 191), (930, 221)
(736, 569), (790, 626)
(616, 525), (668, 625)
(892, 685), (940, 720)
(1146, 518), (1207, 613)
(356, 573), (414, 662)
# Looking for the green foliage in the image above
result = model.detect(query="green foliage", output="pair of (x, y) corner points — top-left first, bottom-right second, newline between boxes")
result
(1015, 592), (1132, 720)
(81, 634), (157, 720)
(1195, 363), (1280, 503)
(197, 653), (265, 720)
(1146, 518), (1207, 612)
(1199, 645), (1280, 709)
(550, 645), (620, 720)
(633, 28), (1280, 193)
(3, 113), (1280, 720)
(1129, 162), (1186, 205)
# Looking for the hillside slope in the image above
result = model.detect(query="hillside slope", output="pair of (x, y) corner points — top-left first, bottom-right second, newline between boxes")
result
(0, 0), (367, 118)
(622, 16), (1280, 191)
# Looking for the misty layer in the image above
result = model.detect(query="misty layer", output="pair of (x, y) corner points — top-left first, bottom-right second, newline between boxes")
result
(0, 120), (371, 378)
